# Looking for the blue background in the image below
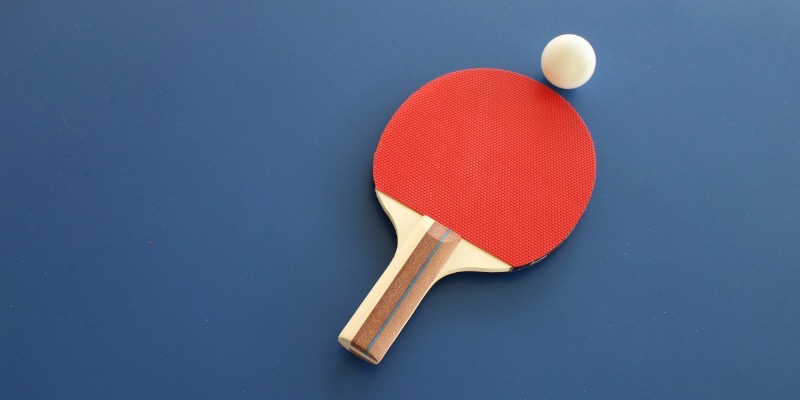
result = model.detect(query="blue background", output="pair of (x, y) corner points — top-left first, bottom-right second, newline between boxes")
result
(2, 1), (799, 398)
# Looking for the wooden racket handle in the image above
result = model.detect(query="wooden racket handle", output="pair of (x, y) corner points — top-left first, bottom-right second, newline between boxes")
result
(338, 217), (461, 364)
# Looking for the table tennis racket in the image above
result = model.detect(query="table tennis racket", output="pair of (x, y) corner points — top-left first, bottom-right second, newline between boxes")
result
(338, 68), (596, 364)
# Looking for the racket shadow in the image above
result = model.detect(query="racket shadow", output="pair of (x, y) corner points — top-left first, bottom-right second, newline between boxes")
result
(431, 249), (568, 320)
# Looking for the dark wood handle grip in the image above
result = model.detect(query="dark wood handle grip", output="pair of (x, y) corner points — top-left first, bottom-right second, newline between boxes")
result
(338, 219), (461, 364)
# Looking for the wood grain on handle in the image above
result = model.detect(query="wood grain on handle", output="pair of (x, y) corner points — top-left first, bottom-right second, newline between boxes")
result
(339, 219), (461, 364)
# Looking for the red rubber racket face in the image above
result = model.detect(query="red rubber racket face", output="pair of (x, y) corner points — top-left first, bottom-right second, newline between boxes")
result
(373, 69), (595, 268)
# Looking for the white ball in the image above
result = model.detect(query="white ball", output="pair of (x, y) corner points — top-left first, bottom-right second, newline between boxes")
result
(541, 34), (596, 89)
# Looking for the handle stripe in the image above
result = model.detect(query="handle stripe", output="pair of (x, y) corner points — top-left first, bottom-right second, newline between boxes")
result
(365, 229), (451, 353)
(350, 222), (460, 362)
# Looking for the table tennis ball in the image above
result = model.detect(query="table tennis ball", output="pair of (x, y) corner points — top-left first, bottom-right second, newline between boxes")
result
(541, 34), (596, 89)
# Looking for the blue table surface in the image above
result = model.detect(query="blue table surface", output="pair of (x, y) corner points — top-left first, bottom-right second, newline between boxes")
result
(2, 1), (799, 398)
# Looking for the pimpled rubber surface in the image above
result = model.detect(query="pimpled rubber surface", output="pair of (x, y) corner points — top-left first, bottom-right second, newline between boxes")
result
(374, 69), (596, 267)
